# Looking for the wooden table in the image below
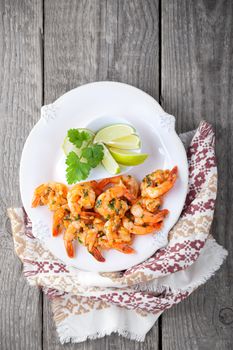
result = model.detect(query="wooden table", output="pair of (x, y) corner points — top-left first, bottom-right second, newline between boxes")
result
(0, 1), (232, 349)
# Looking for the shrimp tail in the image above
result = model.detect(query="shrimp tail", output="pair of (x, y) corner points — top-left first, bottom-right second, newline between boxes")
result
(98, 176), (120, 191)
(90, 247), (105, 262)
(89, 180), (102, 196)
(80, 211), (102, 219)
(132, 221), (164, 235)
(111, 242), (135, 254)
(52, 227), (59, 237)
(31, 196), (41, 208)
(170, 166), (178, 183)
(32, 185), (45, 207)
(131, 225), (156, 235)
(153, 209), (169, 223)
(64, 241), (75, 258)
(152, 222), (163, 231)
(123, 190), (135, 202)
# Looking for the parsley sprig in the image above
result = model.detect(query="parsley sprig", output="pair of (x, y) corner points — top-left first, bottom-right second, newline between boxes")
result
(81, 144), (104, 168)
(67, 128), (92, 148)
(65, 129), (104, 184)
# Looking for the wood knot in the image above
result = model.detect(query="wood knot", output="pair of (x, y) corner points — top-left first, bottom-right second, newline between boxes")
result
(219, 307), (233, 325)
(5, 217), (12, 235)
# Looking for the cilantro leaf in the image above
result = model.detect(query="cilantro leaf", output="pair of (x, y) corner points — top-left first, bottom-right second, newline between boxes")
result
(81, 144), (104, 168)
(66, 151), (91, 184)
(67, 128), (92, 148)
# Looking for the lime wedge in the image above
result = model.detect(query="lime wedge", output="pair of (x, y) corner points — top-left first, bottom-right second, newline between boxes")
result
(93, 124), (135, 144)
(62, 128), (94, 156)
(101, 144), (121, 174)
(106, 134), (141, 150)
(109, 147), (148, 166)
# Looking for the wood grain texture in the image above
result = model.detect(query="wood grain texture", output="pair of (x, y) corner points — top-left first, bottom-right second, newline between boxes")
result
(44, 0), (159, 102)
(2, 0), (231, 348)
(161, 1), (233, 349)
(43, 0), (159, 348)
(0, 0), (43, 349)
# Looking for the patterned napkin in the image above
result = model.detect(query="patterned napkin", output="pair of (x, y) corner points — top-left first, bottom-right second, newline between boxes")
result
(8, 121), (227, 343)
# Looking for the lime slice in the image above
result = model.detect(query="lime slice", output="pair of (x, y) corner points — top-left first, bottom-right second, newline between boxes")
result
(62, 128), (94, 156)
(109, 147), (148, 166)
(93, 124), (135, 144)
(106, 134), (141, 150)
(101, 144), (121, 174)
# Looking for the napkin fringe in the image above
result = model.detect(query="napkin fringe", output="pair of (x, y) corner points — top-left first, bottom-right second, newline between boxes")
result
(57, 323), (145, 344)
(133, 238), (227, 294)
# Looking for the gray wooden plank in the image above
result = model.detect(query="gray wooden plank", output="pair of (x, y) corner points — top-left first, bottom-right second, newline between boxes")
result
(43, 0), (160, 348)
(0, 0), (43, 349)
(161, 1), (233, 349)
(44, 0), (159, 101)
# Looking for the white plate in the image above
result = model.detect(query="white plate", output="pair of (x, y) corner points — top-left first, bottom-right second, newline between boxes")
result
(20, 82), (188, 272)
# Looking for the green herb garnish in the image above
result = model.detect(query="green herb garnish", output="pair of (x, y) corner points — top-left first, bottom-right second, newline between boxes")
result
(108, 198), (116, 210)
(65, 129), (104, 184)
(81, 144), (104, 168)
(66, 152), (91, 184)
(83, 189), (89, 197)
(78, 237), (83, 244)
(95, 199), (102, 208)
(68, 129), (92, 148)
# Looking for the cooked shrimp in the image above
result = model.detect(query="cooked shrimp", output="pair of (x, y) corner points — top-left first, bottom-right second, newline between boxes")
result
(85, 218), (105, 250)
(63, 221), (82, 258)
(131, 202), (169, 225)
(84, 218), (105, 261)
(110, 242), (135, 254)
(98, 175), (139, 200)
(89, 180), (102, 196)
(104, 216), (122, 243)
(117, 226), (132, 243)
(97, 234), (134, 254)
(52, 205), (70, 236)
(84, 228), (98, 252)
(122, 217), (162, 235)
(90, 247), (105, 262)
(103, 216), (133, 243)
(95, 185), (132, 219)
(79, 211), (103, 222)
(139, 197), (162, 213)
(141, 166), (178, 198)
(32, 166), (176, 262)
(32, 182), (68, 210)
(64, 215), (105, 261)
(67, 182), (96, 216)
